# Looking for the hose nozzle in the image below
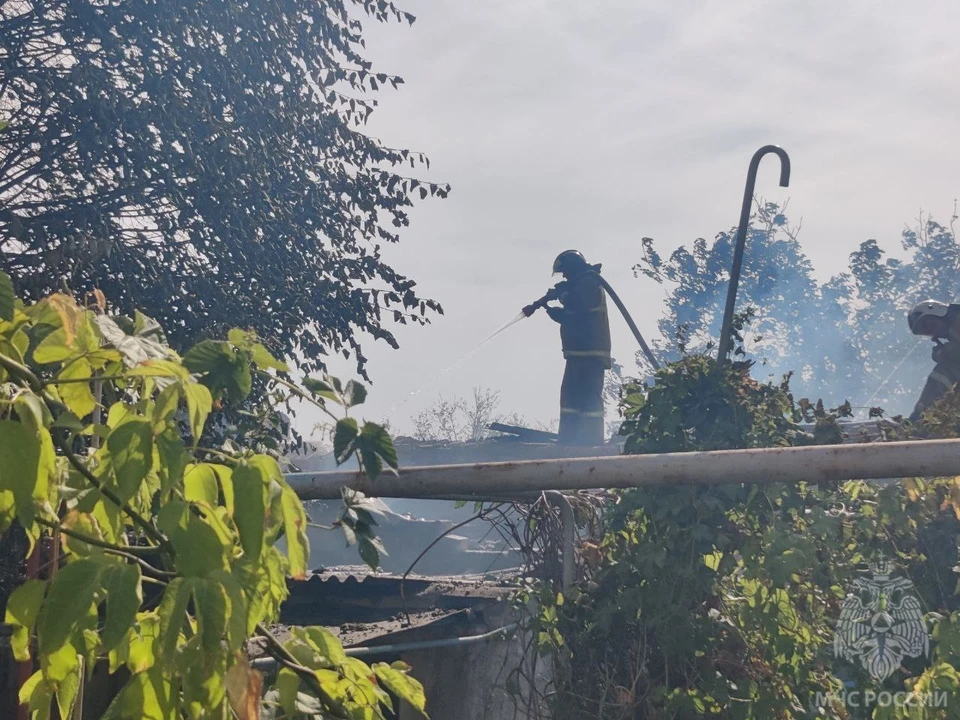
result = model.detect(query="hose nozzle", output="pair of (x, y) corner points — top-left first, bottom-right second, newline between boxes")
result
(523, 292), (554, 317)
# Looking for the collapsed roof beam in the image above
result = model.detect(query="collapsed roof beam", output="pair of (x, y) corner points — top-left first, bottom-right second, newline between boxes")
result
(284, 438), (960, 500)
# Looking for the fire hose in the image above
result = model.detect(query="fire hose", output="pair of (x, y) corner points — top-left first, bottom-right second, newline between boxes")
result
(525, 272), (660, 371)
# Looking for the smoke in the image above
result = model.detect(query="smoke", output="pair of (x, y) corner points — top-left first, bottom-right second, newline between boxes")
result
(636, 202), (960, 418)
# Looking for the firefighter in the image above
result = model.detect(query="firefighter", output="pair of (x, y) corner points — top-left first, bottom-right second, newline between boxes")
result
(907, 300), (960, 422)
(523, 250), (612, 445)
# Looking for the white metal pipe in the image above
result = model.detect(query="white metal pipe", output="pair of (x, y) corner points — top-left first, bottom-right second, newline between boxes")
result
(285, 438), (960, 500)
(250, 623), (519, 674)
(545, 491), (576, 590)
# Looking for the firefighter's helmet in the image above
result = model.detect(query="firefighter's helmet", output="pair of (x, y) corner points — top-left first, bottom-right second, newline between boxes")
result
(552, 250), (587, 275)
(908, 300), (951, 337)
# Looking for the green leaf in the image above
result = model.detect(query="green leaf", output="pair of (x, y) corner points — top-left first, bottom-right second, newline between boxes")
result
(251, 342), (289, 372)
(300, 626), (348, 667)
(358, 535), (381, 570)
(341, 521), (357, 546)
(237, 548), (287, 634)
(183, 381), (213, 443)
(4, 579), (47, 661)
(42, 636), (79, 683)
(89, 497), (122, 545)
(154, 431), (186, 493)
(32, 327), (73, 364)
(360, 422), (398, 470)
(61, 510), (104, 557)
(0, 271), (15, 321)
(334, 417), (359, 465)
(20, 669), (53, 720)
(37, 558), (104, 655)
(105, 401), (134, 429)
(193, 579), (228, 652)
(14, 392), (49, 435)
(101, 667), (175, 720)
(232, 461), (269, 563)
(276, 668), (301, 717)
(55, 653), (83, 720)
(126, 612), (159, 673)
(102, 563), (143, 651)
(106, 419), (154, 504)
(208, 570), (247, 653)
(360, 449), (383, 480)
(0, 489), (14, 535)
(227, 328), (250, 348)
(126, 359), (188, 379)
(303, 377), (341, 404)
(343, 380), (368, 407)
(157, 577), (195, 663)
(280, 483), (309, 580)
(184, 340), (252, 401)
(157, 500), (229, 577)
(704, 551), (723, 572)
(52, 410), (84, 432)
(133, 310), (164, 339)
(373, 662), (428, 715)
(72, 313), (100, 356)
(353, 507), (381, 527)
(57, 358), (97, 418)
(184, 464), (219, 506)
(180, 637), (228, 714)
(151, 384), (180, 431)
(0, 420), (53, 530)
(183, 339), (233, 373)
(211, 464), (234, 515)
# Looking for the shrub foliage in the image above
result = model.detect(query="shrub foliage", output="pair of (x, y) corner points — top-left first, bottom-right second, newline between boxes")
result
(0, 277), (423, 720)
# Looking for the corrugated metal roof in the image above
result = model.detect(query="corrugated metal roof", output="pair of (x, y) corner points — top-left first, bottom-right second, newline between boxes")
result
(248, 568), (515, 659)
(279, 568), (512, 628)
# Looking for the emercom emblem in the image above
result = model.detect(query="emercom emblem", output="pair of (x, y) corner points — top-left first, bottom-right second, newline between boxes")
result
(834, 557), (929, 682)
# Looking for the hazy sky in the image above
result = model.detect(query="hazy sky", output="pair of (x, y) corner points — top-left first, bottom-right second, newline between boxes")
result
(300, 0), (960, 440)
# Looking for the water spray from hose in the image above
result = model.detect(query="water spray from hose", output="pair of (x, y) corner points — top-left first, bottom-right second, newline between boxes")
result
(386, 268), (661, 425)
(858, 338), (924, 418)
(384, 312), (528, 423)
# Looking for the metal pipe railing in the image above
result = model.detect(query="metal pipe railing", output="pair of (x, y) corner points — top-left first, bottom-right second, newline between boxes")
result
(250, 623), (520, 675)
(285, 438), (960, 499)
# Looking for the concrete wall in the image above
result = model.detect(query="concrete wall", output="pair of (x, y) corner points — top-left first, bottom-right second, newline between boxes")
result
(399, 628), (551, 720)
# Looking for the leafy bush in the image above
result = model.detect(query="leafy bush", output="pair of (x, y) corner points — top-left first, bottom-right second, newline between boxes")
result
(0, 278), (424, 719)
(538, 334), (960, 720)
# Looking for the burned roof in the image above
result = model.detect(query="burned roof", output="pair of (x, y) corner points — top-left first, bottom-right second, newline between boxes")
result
(248, 567), (516, 659)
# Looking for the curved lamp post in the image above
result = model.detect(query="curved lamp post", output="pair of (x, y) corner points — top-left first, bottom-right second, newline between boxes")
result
(716, 145), (791, 362)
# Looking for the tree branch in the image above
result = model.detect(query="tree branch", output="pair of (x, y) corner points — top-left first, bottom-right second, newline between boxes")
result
(0, 351), (44, 392)
(255, 623), (350, 718)
(34, 516), (172, 580)
(261, 371), (340, 422)
(54, 434), (170, 550)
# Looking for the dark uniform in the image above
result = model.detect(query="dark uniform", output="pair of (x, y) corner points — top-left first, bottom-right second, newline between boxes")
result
(910, 334), (960, 422)
(547, 267), (612, 445)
